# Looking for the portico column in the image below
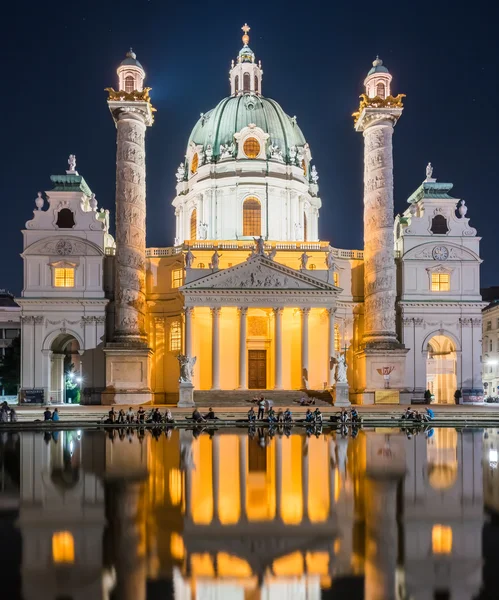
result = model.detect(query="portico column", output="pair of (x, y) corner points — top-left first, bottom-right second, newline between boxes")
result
(275, 435), (283, 520)
(327, 308), (336, 387)
(184, 307), (194, 356)
(302, 438), (309, 521)
(238, 307), (248, 389)
(301, 308), (310, 388)
(273, 307), (283, 390)
(239, 436), (247, 521)
(211, 307), (221, 390)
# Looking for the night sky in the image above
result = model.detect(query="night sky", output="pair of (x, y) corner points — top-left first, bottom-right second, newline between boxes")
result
(4, 0), (498, 294)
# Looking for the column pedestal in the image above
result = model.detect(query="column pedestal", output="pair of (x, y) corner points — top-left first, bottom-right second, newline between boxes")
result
(334, 382), (351, 407)
(177, 381), (195, 407)
(101, 347), (153, 405)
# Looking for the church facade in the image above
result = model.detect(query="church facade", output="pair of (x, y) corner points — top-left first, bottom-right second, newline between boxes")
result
(17, 27), (484, 405)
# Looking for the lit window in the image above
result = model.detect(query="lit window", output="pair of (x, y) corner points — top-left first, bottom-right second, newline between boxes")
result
(334, 324), (341, 353)
(191, 153), (199, 174)
(169, 468), (182, 505)
(333, 272), (339, 287)
(52, 531), (75, 564)
(171, 532), (185, 560)
(169, 321), (182, 352)
(197, 262), (205, 268)
(308, 264), (316, 270)
(243, 197), (261, 236)
(172, 268), (183, 289)
(302, 159), (307, 176)
(243, 72), (250, 92)
(54, 268), (75, 288)
(432, 525), (452, 554)
(190, 209), (197, 240)
(376, 82), (385, 99)
(243, 137), (261, 159)
(124, 75), (134, 93)
(431, 272), (450, 292)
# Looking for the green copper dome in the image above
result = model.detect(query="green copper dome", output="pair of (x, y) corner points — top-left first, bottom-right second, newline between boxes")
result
(187, 94), (307, 162)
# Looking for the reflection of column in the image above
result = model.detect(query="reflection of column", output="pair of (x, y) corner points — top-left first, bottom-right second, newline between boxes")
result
(239, 436), (247, 520)
(238, 307), (248, 389)
(301, 308), (310, 387)
(41, 349), (52, 403)
(212, 435), (220, 522)
(211, 307), (221, 390)
(329, 438), (336, 516)
(275, 436), (282, 520)
(302, 439), (309, 521)
(184, 307), (193, 357)
(365, 477), (398, 600)
(327, 308), (336, 387)
(273, 308), (283, 390)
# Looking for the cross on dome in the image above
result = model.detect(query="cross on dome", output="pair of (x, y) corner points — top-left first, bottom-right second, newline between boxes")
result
(241, 23), (250, 46)
(229, 23), (263, 96)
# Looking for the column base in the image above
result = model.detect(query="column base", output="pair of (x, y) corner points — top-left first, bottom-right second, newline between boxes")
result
(101, 346), (153, 406)
(355, 345), (409, 404)
(332, 382), (351, 407)
(177, 382), (195, 407)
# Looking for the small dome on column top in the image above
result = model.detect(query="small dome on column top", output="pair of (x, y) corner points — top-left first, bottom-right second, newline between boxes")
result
(367, 56), (389, 76)
(120, 48), (144, 70)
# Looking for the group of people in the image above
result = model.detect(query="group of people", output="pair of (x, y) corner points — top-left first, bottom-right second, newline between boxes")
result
(191, 407), (217, 423)
(43, 407), (60, 422)
(248, 406), (294, 423)
(402, 407), (434, 423)
(104, 406), (175, 425)
(0, 402), (17, 423)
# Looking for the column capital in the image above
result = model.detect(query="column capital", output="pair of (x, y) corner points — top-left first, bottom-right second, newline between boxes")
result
(273, 307), (284, 316)
(238, 306), (248, 316)
(300, 307), (311, 316)
(210, 306), (222, 316)
(183, 306), (194, 316)
(326, 307), (337, 316)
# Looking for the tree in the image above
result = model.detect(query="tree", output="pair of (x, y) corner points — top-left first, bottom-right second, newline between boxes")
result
(0, 335), (21, 395)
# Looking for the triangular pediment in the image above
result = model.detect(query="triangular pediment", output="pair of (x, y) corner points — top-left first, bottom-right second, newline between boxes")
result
(182, 255), (337, 291)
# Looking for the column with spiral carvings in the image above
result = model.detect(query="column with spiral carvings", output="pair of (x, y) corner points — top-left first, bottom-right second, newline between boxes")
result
(353, 57), (408, 401)
(102, 50), (156, 405)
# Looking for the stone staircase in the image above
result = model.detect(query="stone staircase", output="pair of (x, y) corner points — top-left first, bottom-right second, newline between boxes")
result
(193, 390), (332, 407)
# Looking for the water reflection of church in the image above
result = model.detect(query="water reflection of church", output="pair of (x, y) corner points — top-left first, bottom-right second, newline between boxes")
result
(1, 427), (497, 599)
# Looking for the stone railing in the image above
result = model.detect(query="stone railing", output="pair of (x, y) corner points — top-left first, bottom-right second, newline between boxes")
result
(145, 247), (183, 257)
(143, 244), (364, 259)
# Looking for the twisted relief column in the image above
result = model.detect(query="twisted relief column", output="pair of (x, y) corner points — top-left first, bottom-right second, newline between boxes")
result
(114, 113), (148, 343)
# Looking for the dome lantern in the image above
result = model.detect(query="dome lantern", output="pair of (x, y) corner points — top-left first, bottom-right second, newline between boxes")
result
(229, 24), (263, 96)
(364, 56), (392, 99)
(117, 48), (146, 93)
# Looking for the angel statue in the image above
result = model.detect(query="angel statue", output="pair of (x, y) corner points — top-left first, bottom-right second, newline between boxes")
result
(325, 248), (335, 271)
(425, 162), (433, 180)
(335, 353), (348, 383)
(176, 163), (186, 183)
(177, 354), (197, 383)
(311, 165), (319, 184)
(185, 248), (196, 269)
(67, 154), (77, 173)
(211, 250), (222, 270)
(299, 252), (310, 270)
(254, 236), (265, 256)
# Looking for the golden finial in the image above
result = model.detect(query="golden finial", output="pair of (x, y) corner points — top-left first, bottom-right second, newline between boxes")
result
(241, 23), (250, 46)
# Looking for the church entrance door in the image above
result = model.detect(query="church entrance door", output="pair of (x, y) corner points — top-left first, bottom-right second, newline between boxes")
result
(248, 350), (267, 389)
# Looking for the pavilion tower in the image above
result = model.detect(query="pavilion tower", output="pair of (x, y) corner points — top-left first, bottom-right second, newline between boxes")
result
(102, 49), (155, 405)
(353, 58), (408, 403)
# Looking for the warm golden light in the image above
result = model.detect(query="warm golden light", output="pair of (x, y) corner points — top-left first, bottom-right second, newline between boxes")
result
(190, 208), (197, 240)
(431, 272), (450, 291)
(169, 321), (182, 352)
(243, 137), (261, 158)
(333, 271), (339, 287)
(54, 267), (75, 288)
(217, 553), (252, 578)
(334, 324), (341, 353)
(169, 468), (182, 505)
(432, 524), (452, 554)
(170, 532), (185, 560)
(52, 531), (75, 564)
(172, 268), (183, 289)
(191, 153), (199, 174)
(243, 197), (261, 237)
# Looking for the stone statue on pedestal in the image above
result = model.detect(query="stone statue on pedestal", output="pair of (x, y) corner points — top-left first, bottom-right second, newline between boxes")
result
(185, 248), (196, 268)
(177, 354), (196, 383)
(336, 353), (348, 383)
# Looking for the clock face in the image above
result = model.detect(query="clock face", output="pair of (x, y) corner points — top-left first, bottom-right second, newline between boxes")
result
(432, 245), (449, 261)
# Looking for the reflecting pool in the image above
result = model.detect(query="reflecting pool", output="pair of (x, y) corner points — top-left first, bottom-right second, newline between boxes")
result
(0, 427), (498, 599)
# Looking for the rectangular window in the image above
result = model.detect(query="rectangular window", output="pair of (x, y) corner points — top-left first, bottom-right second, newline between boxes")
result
(169, 321), (182, 352)
(432, 524), (452, 554)
(333, 272), (339, 287)
(172, 268), (183, 289)
(52, 531), (75, 563)
(431, 272), (450, 292)
(54, 267), (75, 288)
(487, 321), (492, 331)
(4, 329), (18, 339)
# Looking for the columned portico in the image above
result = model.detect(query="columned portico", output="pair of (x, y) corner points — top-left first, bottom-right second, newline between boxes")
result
(327, 308), (336, 387)
(274, 307), (283, 390)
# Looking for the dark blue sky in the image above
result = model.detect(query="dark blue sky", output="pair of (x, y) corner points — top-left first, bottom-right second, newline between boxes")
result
(4, 0), (498, 294)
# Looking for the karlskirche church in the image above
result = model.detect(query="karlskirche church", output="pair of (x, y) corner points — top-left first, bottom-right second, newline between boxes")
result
(17, 26), (484, 405)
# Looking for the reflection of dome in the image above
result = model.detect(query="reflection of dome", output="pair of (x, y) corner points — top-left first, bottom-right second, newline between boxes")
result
(187, 95), (307, 161)
(428, 463), (457, 490)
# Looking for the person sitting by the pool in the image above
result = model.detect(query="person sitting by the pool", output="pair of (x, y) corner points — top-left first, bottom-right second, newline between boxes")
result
(339, 409), (349, 424)
(283, 408), (293, 423)
(314, 408), (323, 424)
(257, 398), (265, 420)
(304, 409), (314, 423)
(294, 396), (315, 406)
(117, 409), (126, 424)
(425, 407), (435, 420)
(137, 407), (146, 424)
(150, 408), (162, 423)
(52, 408), (60, 422)
(276, 409), (284, 422)
(126, 407), (135, 424)
(107, 408), (116, 424)
(164, 409), (175, 424)
(204, 407), (217, 420)
(43, 407), (52, 421)
(192, 408), (206, 423)
(402, 407), (416, 420)
(267, 407), (277, 423)
(350, 407), (360, 422)
(247, 407), (256, 422)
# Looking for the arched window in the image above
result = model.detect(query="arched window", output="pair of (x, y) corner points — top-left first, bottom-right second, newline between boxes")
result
(308, 264), (316, 270)
(431, 214), (449, 234)
(190, 153), (199, 174)
(235, 75), (239, 94)
(197, 262), (205, 268)
(303, 213), (308, 241)
(52, 532), (74, 564)
(376, 82), (385, 99)
(334, 324), (341, 353)
(243, 197), (261, 236)
(302, 159), (307, 176)
(243, 72), (250, 92)
(333, 271), (339, 287)
(169, 321), (182, 352)
(56, 208), (75, 229)
(190, 209), (197, 240)
(254, 75), (259, 93)
(243, 137), (260, 158)
(124, 75), (135, 93)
